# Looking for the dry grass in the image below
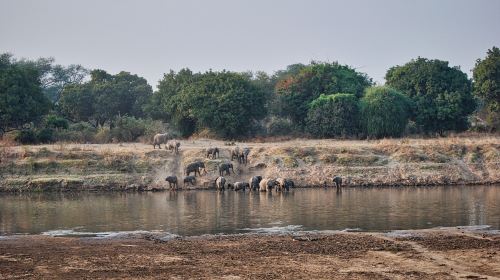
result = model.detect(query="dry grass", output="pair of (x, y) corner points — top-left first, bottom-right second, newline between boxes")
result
(0, 135), (499, 191)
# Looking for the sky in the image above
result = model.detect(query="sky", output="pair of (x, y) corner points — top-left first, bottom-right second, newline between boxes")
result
(1, 0), (499, 88)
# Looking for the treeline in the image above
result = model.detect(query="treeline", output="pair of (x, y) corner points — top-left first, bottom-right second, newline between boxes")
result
(1, 47), (499, 143)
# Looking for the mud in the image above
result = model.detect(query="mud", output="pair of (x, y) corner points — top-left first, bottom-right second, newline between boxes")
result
(1, 229), (498, 279)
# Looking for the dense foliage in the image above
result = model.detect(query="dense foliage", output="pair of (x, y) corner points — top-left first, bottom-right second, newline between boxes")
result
(386, 58), (475, 134)
(149, 70), (266, 138)
(360, 87), (412, 138)
(59, 69), (153, 127)
(306, 94), (360, 138)
(275, 62), (372, 127)
(473, 47), (500, 131)
(1, 49), (496, 144)
(0, 54), (51, 135)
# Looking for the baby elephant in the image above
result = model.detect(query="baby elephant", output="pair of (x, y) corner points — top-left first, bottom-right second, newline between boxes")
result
(206, 147), (219, 159)
(231, 147), (240, 161)
(215, 176), (226, 191)
(218, 163), (235, 176)
(183, 176), (196, 187)
(167, 140), (180, 154)
(165, 176), (178, 190)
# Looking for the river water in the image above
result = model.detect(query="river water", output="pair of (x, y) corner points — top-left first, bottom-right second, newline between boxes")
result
(0, 185), (499, 236)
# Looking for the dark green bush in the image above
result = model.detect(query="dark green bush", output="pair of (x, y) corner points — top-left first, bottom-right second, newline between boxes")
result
(306, 93), (360, 138)
(360, 86), (412, 138)
(44, 115), (69, 129)
(36, 128), (54, 143)
(15, 129), (37, 144)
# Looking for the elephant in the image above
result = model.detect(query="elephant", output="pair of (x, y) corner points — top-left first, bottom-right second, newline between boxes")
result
(231, 182), (249, 191)
(153, 133), (170, 149)
(249, 176), (262, 191)
(231, 147), (240, 161)
(185, 161), (206, 177)
(259, 178), (277, 192)
(276, 178), (294, 191)
(239, 147), (250, 165)
(167, 140), (181, 154)
(218, 162), (235, 176)
(206, 147), (219, 159)
(165, 176), (178, 190)
(183, 175), (196, 187)
(215, 176), (226, 191)
(333, 176), (342, 192)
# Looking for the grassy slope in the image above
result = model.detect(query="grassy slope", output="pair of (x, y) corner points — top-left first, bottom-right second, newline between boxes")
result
(0, 136), (499, 191)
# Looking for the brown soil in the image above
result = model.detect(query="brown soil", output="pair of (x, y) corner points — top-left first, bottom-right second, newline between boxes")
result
(1, 229), (499, 279)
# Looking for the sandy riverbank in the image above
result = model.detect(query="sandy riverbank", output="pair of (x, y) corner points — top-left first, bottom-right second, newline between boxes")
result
(0, 228), (499, 279)
(1, 136), (499, 192)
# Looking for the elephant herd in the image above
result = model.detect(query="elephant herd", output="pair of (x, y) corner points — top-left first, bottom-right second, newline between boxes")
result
(155, 134), (345, 192)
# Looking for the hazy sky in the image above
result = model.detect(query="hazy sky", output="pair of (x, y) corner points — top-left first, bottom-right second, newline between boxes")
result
(1, 0), (499, 88)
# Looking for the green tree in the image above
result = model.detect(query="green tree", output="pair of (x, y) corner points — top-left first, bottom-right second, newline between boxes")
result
(385, 58), (475, 134)
(360, 86), (412, 138)
(275, 61), (372, 127)
(151, 70), (266, 138)
(186, 71), (266, 138)
(306, 93), (360, 138)
(473, 46), (500, 131)
(59, 69), (152, 127)
(0, 53), (51, 135)
(146, 69), (199, 136)
(18, 57), (88, 103)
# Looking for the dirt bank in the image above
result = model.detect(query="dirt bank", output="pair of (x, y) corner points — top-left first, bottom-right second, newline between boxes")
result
(0, 229), (499, 279)
(1, 136), (499, 192)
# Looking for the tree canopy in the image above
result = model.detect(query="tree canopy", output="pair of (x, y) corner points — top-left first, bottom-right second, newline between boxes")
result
(473, 46), (500, 130)
(149, 70), (266, 138)
(59, 69), (152, 127)
(306, 93), (360, 138)
(360, 86), (412, 138)
(0, 53), (51, 134)
(385, 58), (475, 134)
(275, 61), (372, 127)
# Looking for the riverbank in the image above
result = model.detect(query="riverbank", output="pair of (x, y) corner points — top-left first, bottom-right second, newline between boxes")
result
(0, 228), (499, 279)
(0, 136), (499, 192)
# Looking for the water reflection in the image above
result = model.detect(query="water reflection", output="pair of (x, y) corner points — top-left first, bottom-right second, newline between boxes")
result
(0, 185), (499, 235)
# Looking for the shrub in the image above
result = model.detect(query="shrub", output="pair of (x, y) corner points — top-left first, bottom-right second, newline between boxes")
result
(15, 129), (37, 144)
(52, 122), (97, 143)
(360, 86), (412, 138)
(306, 93), (360, 138)
(44, 115), (69, 129)
(110, 116), (146, 142)
(266, 117), (295, 136)
(36, 128), (54, 143)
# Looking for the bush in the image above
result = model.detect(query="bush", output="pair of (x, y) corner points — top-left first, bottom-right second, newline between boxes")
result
(36, 128), (54, 143)
(360, 86), (412, 138)
(110, 116), (146, 142)
(52, 122), (97, 143)
(306, 93), (360, 138)
(15, 129), (37, 144)
(44, 115), (69, 129)
(266, 117), (295, 136)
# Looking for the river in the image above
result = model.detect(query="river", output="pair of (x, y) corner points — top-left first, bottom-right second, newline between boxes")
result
(1, 185), (499, 236)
